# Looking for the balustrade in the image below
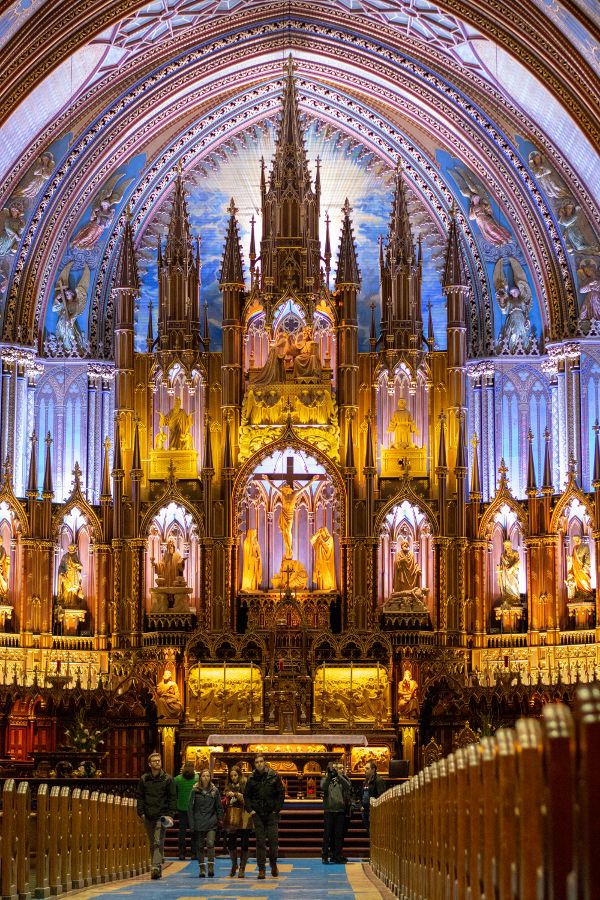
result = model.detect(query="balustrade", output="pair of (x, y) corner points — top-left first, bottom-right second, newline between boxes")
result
(370, 683), (600, 900)
(0, 780), (149, 898)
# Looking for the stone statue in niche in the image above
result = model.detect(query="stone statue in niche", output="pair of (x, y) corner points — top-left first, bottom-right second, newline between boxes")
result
(155, 669), (184, 719)
(565, 535), (592, 600)
(310, 526), (336, 591)
(150, 538), (192, 613)
(397, 668), (419, 720)
(159, 397), (194, 450)
(253, 332), (291, 385)
(292, 326), (322, 381)
(497, 539), (521, 603)
(393, 540), (421, 594)
(153, 538), (185, 587)
(0, 545), (10, 598)
(57, 545), (86, 608)
(493, 257), (532, 352)
(241, 528), (262, 592)
(388, 398), (418, 449)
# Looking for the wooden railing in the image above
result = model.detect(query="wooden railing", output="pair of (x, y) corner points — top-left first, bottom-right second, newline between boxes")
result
(370, 683), (600, 900)
(0, 779), (150, 899)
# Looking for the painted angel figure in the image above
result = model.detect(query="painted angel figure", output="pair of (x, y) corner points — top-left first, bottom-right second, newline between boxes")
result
(557, 202), (597, 254)
(493, 257), (533, 352)
(52, 262), (90, 355)
(71, 172), (133, 250)
(577, 257), (600, 321)
(15, 151), (55, 201)
(528, 150), (569, 201)
(451, 166), (512, 246)
(0, 202), (25, 257)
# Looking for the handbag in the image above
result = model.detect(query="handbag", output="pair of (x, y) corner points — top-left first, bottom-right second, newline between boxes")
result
(224, 803), (243, 829)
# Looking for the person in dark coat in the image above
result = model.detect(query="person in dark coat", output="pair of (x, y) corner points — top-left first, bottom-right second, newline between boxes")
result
(321, 760), (353, 864)
(244, 754), (285, 879)
(136, 752), (177, 880)
(223, 765), (252, 878)
(361, 761), (387, 835)
(188, 768), (224, 877)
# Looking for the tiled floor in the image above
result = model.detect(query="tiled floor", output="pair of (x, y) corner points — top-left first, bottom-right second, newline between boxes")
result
(67, 858), (389, 899)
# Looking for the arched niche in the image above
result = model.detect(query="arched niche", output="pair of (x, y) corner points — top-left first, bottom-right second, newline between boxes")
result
(236, 445), (340, 593)
(55, 505), (92, 635)
(556, 496), (595, 630)
(376, 363), (430, 456)
(145, 501), (199, 614)
(150, 364), (205, 470)
(378, 500), (433, 613)
(244, 298), (335, 382)
(487, 504), (526, 628)
(0, 500), (24, 632)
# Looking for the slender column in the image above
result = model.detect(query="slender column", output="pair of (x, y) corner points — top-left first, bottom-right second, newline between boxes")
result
(14, 361), (27, 496)
(86, 375), (97, 502)
(0, 360), (10, 464)
(484, 366), (495, 500)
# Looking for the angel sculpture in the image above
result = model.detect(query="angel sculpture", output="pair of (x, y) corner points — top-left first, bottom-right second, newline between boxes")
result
(451, 166), (512, 247)
(71, 172), (133, 250)
(52, 262), (90, 355)
(493, 257), (533, 352)
(0, 202), (25, 257)
(15, 151), (55, 201)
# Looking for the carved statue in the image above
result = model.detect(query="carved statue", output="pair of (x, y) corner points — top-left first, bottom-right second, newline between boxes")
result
(253, 332), (290, 386)
(557, 202), (597, 254)
(497, 539), (521, 603)
(397, 668), (419, 720)
(241, 528), (262, 591)
(156, 669), (183, 719)
(494, 257), (532, 352)
(52, 262), (91, 356)
(292, 326), (322, 381)
(310, 526), (336, 591)
(153, 539), (186, 588)
(57, 545), (85, 608)
(159, 397), (194, 450)
(528, 150), (569, 200)
(565, 535), (592, 600)
(0, 545), (10, 598)
(388, 398), (418, 449)
(578, 257), (600, 321)
(393, 540), (421, 593)
(265, 475), (318, 561)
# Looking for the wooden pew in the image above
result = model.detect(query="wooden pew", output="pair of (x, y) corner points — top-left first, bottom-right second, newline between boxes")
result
(1, 779), (18, 900)
(35, 783), (50, 898)
(369, 688), (597, 900)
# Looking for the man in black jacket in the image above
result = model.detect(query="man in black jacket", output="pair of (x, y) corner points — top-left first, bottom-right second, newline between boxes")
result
(361, 761), (387, 835)
(244, 754), (285, 879)
(321, 761), (352, 864)
(136, 752), (177, 879)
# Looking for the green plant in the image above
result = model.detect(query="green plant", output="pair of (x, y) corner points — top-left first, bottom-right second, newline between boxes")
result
(64, 709), (106, 752)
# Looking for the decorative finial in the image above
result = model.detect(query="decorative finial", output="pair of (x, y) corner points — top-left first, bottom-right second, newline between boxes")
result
(228, 197), (238, 217)
(124, 201), (132, 222)
(104, 436), (110, 452)
(471, 432), (478, 452)
(527, 428), (534, 444)
(73, 461), (82, 490)
(342, 197), (352, 216)
(176, 160), (183, 176)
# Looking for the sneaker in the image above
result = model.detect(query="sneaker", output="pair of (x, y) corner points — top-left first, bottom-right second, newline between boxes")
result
(150, 867), (160, 880)
(208, 863), (214, 878)
(199, 865), (206, 878)
(257, 869), (266, 880)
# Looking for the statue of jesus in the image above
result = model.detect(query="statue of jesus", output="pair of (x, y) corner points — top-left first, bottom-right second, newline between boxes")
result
(388, 398), (418, 449)
(153, 539), (186, 587)
(159, 397), (194, 450)
(265, 476), (319, 560)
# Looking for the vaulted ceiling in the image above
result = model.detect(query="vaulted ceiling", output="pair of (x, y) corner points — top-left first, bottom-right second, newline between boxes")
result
(1, 0), (598, 355)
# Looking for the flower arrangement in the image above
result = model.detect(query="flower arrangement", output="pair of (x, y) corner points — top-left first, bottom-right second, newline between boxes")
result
(64, 709), (106, 752)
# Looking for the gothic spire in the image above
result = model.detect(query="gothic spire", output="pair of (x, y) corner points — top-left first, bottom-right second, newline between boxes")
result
(388, 166), (414, 265)
(202, 301), (210, 351)
(165, 163), (194, 268)
(131, 418), (141, 473)
(100, 437), (111, 500)
(324, 212), (332, 281)
(146, 302), (154, 353)
(275, 55), (309, 174)
(470, 433), (481, 498)
(113, 204), (139, 291)
(427, 300), (434, 350)
(203, 416), (214, 471)
(542, 428), (553, 491)
(345, 423), (355, 470)
(223, 415), (233, 469)
(112, 417), (123, 474)
(456, 413), (467, 470)
(527, 429), (537, 493)
(42, 432), (53, 497)
(219, 199), (245, 286)
(443, 207), (468, 290)
(335, 199), (361, 288)
(364, 415), (375, 469)
(437, 414), (447, 470)
(249, 215), (256, 273)
(26, 430), (38, 497)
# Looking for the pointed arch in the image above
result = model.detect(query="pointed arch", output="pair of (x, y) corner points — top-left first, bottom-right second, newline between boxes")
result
(374, 482), (439, 538)
(52, 490), (102, 542)
(0, 487), (29, 538)
(140, 481), (204, 540)
(550, 485), (595, 533)
(478, 490), (528, 540)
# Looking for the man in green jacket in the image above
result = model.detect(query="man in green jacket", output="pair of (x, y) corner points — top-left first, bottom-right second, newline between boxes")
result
(174, 760), (199, 859)
(136, 752), (177, 879)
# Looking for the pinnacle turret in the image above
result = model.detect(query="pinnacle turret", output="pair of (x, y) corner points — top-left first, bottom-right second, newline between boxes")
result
(164, 165), (194, 269)
(219, 199), (245, 287)
(113, 205), (139, 291)
(335, 199), (361, 288)
(443, 208), (468, 291)
(527, 429), (537, 493)
(42, 433), (53, 497)
(388, 167), (415, 265)
(26, 431), (38, 497)
(542, 428), (553, 491)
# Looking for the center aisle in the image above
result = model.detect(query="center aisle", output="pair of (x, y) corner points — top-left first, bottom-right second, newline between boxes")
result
(68, 859), (390, 899)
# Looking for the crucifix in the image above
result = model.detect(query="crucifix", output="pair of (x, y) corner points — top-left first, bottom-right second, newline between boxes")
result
(254, 455), (327, 560)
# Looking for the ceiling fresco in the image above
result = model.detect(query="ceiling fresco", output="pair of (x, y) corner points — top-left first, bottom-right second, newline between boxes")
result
(0, 0), (597, 356)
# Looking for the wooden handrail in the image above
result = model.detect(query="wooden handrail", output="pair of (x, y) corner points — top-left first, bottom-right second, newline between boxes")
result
(370, 685), (600, 900)
(0, 780), (150, 896)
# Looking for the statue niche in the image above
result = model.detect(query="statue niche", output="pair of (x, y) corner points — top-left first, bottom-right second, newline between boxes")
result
(381, 395), (426, 477)
(150, 393), (198, 479)
(380, 501), (432, 628)
(55, 543), (88, 635)
(492, 526), (526, 633)
(564, 532), (595, 630)
(0, 542), (12, 632)
(150, 538), (192, 613)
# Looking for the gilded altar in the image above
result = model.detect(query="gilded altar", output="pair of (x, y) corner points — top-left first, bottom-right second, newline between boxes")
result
(313, 665), (391, 725)
(187, 665), (262, 727)
(238, 382), (340, 462)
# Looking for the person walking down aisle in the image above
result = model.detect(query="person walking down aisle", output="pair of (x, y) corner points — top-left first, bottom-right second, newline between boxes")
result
(174, 760), (198, 859)
(188, 768), (224, 878)
(361, 762), (387, 836)
(136, 752), (177, 880)
(223, 765), (253, 878)
(244, 754), (285, 880)
(321, 761), (352, 864)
